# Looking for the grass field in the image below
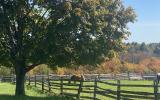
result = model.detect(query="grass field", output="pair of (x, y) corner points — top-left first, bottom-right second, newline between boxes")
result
(0, 80), (159, 100)
(36, 80), (158, 100)
(0, 82), (74, 100)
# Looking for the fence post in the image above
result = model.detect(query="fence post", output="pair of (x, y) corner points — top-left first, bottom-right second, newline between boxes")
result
(98, 74), (100, 81)
(35, 75), (36, 87)
(127, 72), (130, 80)
(77, 76), (83, 100)
(141, 73), (143, 80)
(93, 77), (98, 100)
(11, 75), (14, 83)
(13, 75), (16, 83)
(154, 80), (158, 100)
(117, 80), (121, 100)
(60, 77), (63, 95)
(28, 76), (31, 85)
(48, 74), (51, 93)
(42, 75), (44, 92)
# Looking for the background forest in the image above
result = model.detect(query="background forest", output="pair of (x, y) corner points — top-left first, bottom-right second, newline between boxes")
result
(1, 42), (160, 75)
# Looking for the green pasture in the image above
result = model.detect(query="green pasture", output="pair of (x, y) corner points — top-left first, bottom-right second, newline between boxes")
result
(0, 83), (73, 100)
(0, 80), (159, 100)
(29, 80), (159, 100)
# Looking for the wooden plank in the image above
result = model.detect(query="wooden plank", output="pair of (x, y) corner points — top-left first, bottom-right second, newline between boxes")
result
(97, 90), (117, 95)
(82, 85), (93, 87)
(117, 80), (121, 100)
(83, 80), (94, 82)
(77, 78), (83, 100)
(51, 87), (60, 90)
(99, 81), (117, 86)
(120, 90), (154, 95)
(62, 88), (78, 91)
(99, 80), (155, 87)
(154, 80), (158, 100)
(97, 93), (117, 99)
(63, 83), (80, 86)
(120, 84), (154, 87)
(60, 77), (63, 95)
(42, 75), (44, 92)
(34, 75), (36, 87)
(50, 82), (60, 85)
(80, 96), (94, 99)
(50, 84), (60, 87)
(121, 97), (135, 100)
(120, 94), (154, 99)
(47, 74), (51, 92)
(81, 91), (94, 93)
(93, 78), (98, 100)
(63, 92), (77, 97)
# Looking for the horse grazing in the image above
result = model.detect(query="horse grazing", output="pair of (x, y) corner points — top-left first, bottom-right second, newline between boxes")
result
(68, 74), (85, 84)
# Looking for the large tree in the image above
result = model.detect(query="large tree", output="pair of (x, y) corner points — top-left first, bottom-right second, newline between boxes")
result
(0, 0), (136, 96)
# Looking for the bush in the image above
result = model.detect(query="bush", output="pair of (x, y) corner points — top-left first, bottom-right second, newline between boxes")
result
(27, 64), (52, 76)
(0, 66), (14, 76)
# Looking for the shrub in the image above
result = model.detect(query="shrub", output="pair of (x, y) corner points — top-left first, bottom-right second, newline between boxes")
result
(27, 64), (52, 76)
(0, 66), (14, 76)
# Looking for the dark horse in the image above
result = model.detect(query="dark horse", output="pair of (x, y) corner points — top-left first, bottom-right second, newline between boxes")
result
(157, 73), (160, 84)
(68, 74), (85, 84)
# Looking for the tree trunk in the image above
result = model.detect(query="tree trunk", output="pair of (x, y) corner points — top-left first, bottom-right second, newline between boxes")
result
(15, 64), (26, 96)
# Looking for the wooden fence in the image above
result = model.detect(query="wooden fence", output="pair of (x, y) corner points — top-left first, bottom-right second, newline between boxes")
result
(97, 80), (159, 100)
(0, 75), (16, 83)
(0, 73), (158, 83)
(26, 74), (160, 100)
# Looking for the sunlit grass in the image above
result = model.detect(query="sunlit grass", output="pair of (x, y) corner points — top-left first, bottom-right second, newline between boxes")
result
(40, 80), (157, 100)
(0, 82), (74, 100)
(0, 80), (158, 100)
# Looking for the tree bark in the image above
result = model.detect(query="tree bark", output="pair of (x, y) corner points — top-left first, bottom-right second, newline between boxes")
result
(15, 63), (26, 96)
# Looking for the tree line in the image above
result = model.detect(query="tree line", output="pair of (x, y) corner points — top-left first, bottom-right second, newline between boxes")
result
(121, 42), (160, 64)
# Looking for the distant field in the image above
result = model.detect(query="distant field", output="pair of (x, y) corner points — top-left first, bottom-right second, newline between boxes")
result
(0, 83), (73, 100)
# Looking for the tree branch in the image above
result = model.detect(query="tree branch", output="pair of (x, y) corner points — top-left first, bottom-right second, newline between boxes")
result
(33, 8), (50, 31)
(22, 1), (36, 20)
(25, 8), (50, 41)
(25, 63), (42, 73)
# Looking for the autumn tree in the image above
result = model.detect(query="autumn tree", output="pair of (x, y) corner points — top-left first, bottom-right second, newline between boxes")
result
(0, 0), (136, 96)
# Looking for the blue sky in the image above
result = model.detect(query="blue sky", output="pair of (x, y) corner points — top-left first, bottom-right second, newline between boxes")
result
(124, 0), (160, 43)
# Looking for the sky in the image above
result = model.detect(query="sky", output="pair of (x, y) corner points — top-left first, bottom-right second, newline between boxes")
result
(124, 0), (160, 43)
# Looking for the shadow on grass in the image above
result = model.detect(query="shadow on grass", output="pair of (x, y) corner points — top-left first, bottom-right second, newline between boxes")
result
(0, 95), (75, 100)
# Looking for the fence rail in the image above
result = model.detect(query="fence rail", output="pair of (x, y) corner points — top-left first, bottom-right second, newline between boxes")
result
(25, 74), (159, 100)
(0, 73), (160, 100)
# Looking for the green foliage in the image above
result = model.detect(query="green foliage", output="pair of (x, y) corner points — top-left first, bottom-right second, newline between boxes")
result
(0, 0), (136, 68)
(46, 0), (136, 66)
(0, 0), (136, 95)
(0, 66), (14, 76)
(27, 64), (52, 76)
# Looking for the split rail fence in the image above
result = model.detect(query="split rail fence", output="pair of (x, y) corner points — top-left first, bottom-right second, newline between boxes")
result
(26, 74), (160, 100)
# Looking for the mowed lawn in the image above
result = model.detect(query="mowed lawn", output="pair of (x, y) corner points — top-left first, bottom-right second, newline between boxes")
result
(0, 82), (74, 100)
